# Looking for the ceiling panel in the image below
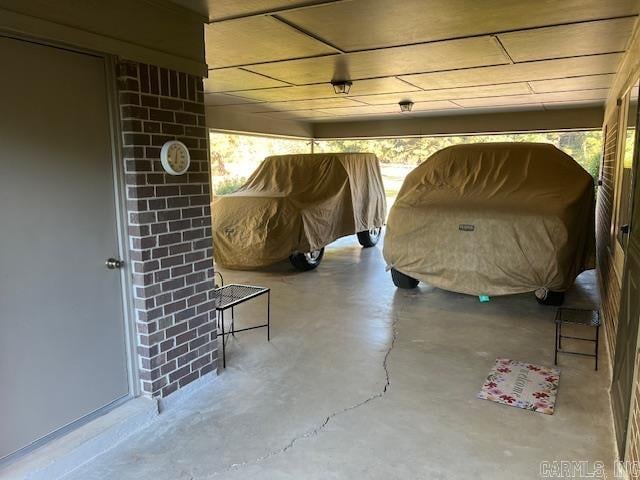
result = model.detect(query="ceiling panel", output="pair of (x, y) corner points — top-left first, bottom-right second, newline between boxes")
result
(229, 77), (418, 101)
(351, 83), (531, 105)
(454, 89), (609, 108)
(249, 97), (365, 112)
(399, 53), (622, 90)
(542, 100), (604, 109)
(209, 0), (337, 21)
(204, 68), (290, 92)
(246, 36), (509, 84)
(203, 93), (260, 106)
(278, 0), (639, 51)
(197, 0), (638, 123)
(529, 74), (615, 94)
(498, 18), (636, 62)
(167, 0), (340, 20)
(205, 16), (337, 68)
(318, 101), (459, 116)
(257, 109), (335, 119)
(536, 90), (610, 103)
(460, 104), (547, 114)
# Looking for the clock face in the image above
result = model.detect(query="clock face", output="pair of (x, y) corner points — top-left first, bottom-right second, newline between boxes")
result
(160, 141), (190, 175)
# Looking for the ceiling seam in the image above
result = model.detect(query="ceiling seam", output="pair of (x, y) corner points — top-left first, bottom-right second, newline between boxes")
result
(289, 80), (607, 101)
(207, 15), (635, 71)
(393, 76), (424, 91)
(220, 62), (619, 94)
(203, 5), (631, 122)
(235, 67), (296, 86)
(270, 14), (346, 54)
(237, 53), (625, 86)
(449, 100), (466, 108)
(211, 47), (627, 78)
(334, 15), (638, 54)
(214, 83), (611, 108)
(391, 72), (617, 94)
(211, 14), (637, 59)
(209, 53), (340, 71)
(208, 0), (354, 23)
(240, 87), (611, 112)
(492, 35), (515, 64)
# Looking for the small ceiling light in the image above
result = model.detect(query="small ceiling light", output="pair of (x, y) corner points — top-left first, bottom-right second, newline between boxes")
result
(331, 80), (352, 95)
(399, 100), (414, 112)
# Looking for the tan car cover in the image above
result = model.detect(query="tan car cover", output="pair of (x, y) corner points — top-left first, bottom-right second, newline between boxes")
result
(213, 153), (386, 269)
(383, 143), (595, 295)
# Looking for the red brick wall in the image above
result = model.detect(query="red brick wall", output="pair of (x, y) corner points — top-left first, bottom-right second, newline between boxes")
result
(116, 60), (217, 398)
(597, 110), (621, 363)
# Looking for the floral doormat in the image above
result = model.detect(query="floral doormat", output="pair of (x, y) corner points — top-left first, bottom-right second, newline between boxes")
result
(477, 358), (560, 415)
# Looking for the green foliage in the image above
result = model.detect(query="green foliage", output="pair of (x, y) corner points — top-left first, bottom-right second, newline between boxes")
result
(315, 131), (603, 180)
(214, 177), (246, 195)
(210, 130), (604, 183)
(210, 132), (310, 180)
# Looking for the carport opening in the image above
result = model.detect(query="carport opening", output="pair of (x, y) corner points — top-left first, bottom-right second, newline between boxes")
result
(210, 130), (603, 210)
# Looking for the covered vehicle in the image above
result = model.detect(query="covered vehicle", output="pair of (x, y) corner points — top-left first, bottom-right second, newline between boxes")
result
(383, 143), (595, 305)
(213, 153), (386, 270)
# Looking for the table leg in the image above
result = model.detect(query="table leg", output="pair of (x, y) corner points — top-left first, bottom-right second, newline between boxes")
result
(231, 306), (235, 338)
(554, 322), (557, 365)
(558, 322), (562, 350)
(267, 290), (270, 342)
(595, 325), (600, 371)
(221, 309), (226, 368)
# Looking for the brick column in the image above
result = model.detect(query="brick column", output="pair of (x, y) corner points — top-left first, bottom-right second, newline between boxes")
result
(116, 60), (217, 398)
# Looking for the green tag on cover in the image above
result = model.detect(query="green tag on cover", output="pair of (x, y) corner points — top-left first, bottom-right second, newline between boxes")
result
(479, 295), (491, 303)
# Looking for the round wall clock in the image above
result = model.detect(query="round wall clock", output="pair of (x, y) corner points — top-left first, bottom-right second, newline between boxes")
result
(160, 140), (190, 175)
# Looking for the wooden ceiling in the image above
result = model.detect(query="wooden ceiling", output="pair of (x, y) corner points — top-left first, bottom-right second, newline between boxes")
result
(172, 0), (639, 122)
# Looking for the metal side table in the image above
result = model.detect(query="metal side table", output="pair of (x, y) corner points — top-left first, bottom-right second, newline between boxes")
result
(554, 307), (601, 371)
(213, 284), (270, 368)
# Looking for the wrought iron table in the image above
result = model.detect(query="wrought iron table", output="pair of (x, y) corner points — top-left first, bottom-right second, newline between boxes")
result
(212, 284), (270, 368)
(554, 307), (601, 370)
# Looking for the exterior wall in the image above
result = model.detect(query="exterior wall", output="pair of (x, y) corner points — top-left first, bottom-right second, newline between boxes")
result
(600, 15), (640, 464)
(117, 60), (217, 398)
(0, 0), (206, 76)
(598, 110), (622, 362)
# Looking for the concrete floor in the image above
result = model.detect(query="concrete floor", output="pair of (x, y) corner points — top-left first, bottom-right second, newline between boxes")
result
(66, 235), (615, 480)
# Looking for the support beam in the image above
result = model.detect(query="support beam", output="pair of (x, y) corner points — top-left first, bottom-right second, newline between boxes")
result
(312, 106), (604, 138)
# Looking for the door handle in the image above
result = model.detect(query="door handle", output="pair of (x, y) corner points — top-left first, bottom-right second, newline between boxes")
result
(105, 258), (124, 269)
(620, 224), (630, 235)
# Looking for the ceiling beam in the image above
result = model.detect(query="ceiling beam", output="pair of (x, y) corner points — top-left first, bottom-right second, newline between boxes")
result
(312, 106), (604, 138)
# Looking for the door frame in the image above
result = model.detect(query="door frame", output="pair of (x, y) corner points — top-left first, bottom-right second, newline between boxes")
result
(614, 83), (640, 461)
(0, 33), (139, 464)
(611, 98), (629, 283)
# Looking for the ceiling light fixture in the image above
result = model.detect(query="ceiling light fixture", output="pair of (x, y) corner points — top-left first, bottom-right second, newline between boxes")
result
(331, 80), (352, 95)
(399, 101), (414, 112)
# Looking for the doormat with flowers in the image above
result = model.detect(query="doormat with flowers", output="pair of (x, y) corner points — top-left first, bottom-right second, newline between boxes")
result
(477, 358), (560, 415)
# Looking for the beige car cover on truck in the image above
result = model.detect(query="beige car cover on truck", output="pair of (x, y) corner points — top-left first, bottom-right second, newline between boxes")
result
(213, 153), (386, 269)
(383, 143), (595, 295)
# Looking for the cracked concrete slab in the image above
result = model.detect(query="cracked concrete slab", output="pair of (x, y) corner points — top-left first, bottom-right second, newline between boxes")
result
(63, 235), (614, 480)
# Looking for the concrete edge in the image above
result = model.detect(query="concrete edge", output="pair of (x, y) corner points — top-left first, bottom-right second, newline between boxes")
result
(0, 397), (158, 480)
(158, 369), (218, 413)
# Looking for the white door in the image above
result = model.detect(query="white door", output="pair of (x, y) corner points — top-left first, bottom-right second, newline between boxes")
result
(0, 36), (130, 460)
